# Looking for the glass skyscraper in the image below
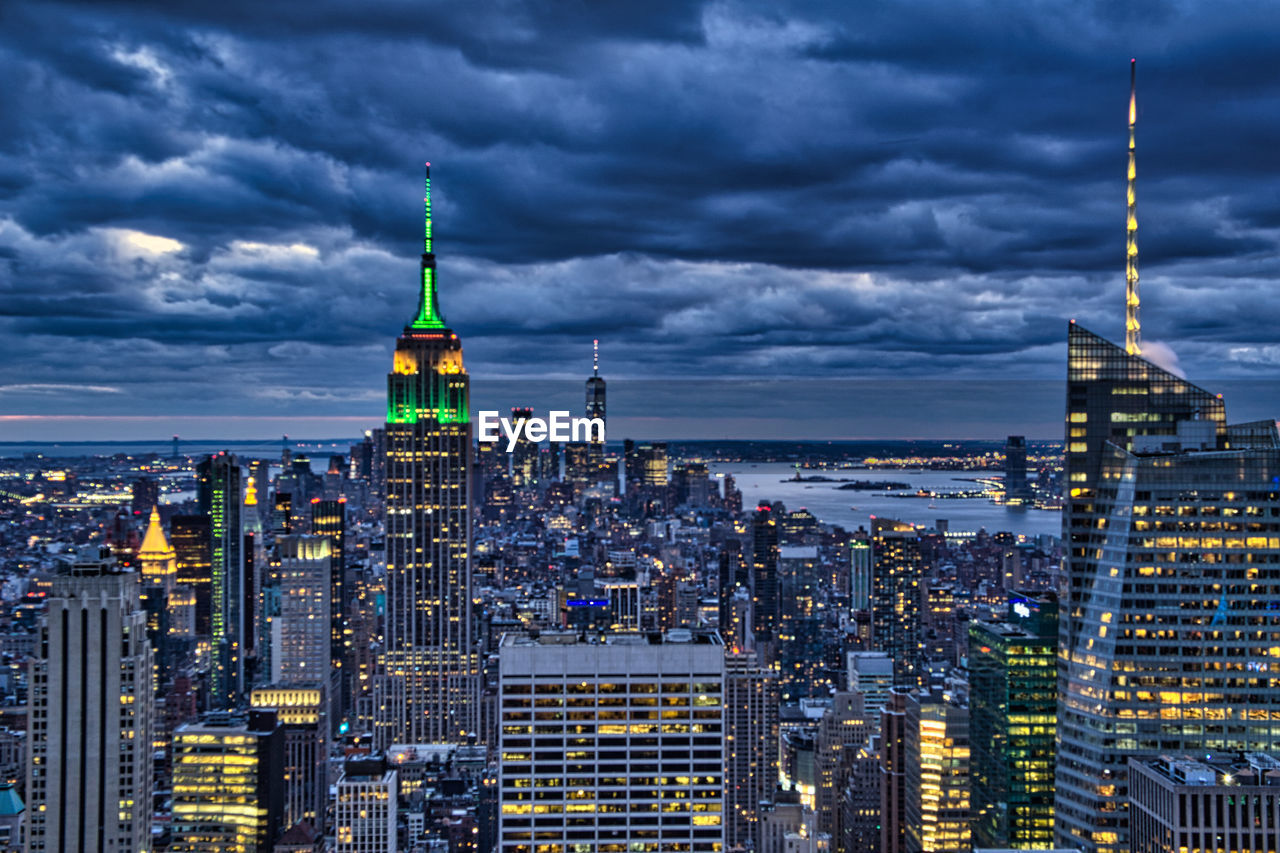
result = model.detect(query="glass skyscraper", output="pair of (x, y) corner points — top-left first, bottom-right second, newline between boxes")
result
(375, 166), (478, 746)
(1056, 322), (1280, 852)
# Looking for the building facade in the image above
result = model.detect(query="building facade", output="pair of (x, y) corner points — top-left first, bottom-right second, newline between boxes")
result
(377, 166), (478, 746)
(497, 631), (726, 853)
(24, 547), (154, 853)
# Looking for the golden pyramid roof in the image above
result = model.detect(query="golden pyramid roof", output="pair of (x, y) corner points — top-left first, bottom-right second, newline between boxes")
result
(138, 505), (174, 559)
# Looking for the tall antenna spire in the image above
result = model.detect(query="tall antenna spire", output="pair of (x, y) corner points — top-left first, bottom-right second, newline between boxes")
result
(410, 162), (446, 329)
(593, 338), (599, 377)
(1125, 59), (1141, 356)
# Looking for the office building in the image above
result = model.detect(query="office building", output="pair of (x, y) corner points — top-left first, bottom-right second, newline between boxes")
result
(725, 650), (780, 850)
(880, 689), (910, 853)
(905, 688), (971, 853)
(171, 513), (212, 647)
(265, 535), (331, 684)
(497, 630), (726, 853)
(334, 757), (398, 853)
(310, 499), (349, 712)
(1004, 436), (1032, 504)
(197, 452), (245, 708)
(1055, 325), (1280, 853)
(378, 166), (478, 746)
(251, 686), (328, 834)
(170, 709), (285, 852)
(815, 691), (873, 840)
(847, 651), (895, 718)
(1128, 754), (1280, 853)
(24, 546), (154, 853)
(850, 530), (872, 612)
(871, 518), (924, 687)
(969, 594), (1057, 849)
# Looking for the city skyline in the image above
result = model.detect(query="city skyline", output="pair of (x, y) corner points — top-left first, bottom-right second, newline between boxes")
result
(3, 2), (1280, 440)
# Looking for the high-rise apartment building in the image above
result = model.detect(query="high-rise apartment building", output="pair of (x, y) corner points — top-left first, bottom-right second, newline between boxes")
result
(1055, 323), (1280, 853)
(725, 650), (780, 851)
(170, 709), (285, 852)
(198, 452), (245, 708)
(969, 593), (1057, 849)
(25, 546), (154, 853)
(497, 631), (726, 853)
(871, 518), (924, 687)
(378, 165), (478, 747)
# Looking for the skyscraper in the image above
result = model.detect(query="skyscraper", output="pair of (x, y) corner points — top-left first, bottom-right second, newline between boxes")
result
(1055, 324), (1280, 853)
(265, 535), (332, 683)
(334, 757), (398, 853)
(311, 497), (349, 723)
(250, 686), (328, 834)
(585, 338), (606, 472)
(25, 546), (154, 853)
(198, 452), (245, 708)
(969, 593), (1057, 849)
(724, 650), (780, 850)
(904, 688), (971, 853)
(378, 164), (477, 746)
(171, 513), (212, 648)
(751, 503), (779, 653)
(1003, 435), (1032, 504)
(497, 630), (726, 852)
(871, 517), (924, 687)
(170, 709), (286, 852)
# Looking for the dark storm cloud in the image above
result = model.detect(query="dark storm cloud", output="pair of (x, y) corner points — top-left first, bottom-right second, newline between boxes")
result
(2, 0), (1280, 435)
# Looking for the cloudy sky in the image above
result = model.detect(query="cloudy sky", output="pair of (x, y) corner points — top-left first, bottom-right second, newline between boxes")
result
(2, 0), (1279, 441)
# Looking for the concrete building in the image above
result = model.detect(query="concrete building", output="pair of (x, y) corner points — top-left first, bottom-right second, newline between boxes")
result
(725, 649), (780, 850)
(334, 756), (398, 853)
(1129, 754), (1280, 853)
(24, 546), (153, 853)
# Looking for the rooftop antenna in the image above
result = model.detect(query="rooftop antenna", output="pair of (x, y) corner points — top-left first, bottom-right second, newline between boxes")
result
(593, 338), (600, 377)
(1125, 58), (1141, 356)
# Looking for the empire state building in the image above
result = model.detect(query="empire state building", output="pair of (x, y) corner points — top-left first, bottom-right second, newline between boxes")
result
(375, 165), (477, 746)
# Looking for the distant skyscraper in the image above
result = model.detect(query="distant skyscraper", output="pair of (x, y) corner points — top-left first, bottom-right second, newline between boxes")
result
(265, 535), (331, 683)
(171, 513), (212, 642)
(850, 528), (871, 612)
(378, 164), (477, 746)
(311, 498), (349, 721)
(509, 406), (538, 488)
(751, 503), (780, 650)
(969, 593), (1057, 849)
(25, 547), (154, 853)
(871, 518), (924, 687)
(1003, 435), (1032, 503)
(497, 631), (726, 852)
(170, 709), (285, 852)
(815, 692), (873, 840)
(585, 338), (606, 471)
(880, 688), (910, 853)
(198, 452), (245, 708)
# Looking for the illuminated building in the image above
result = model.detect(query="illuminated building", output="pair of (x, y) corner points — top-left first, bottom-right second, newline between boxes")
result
(1128, 754), (1280, 853)
(24, 546), (153, 853)
(170, 709), (285, 852)
(758, 791), (829, 853)
(377, 164), (478, 747)
(138, 505), (176, 586)
(969, 594), (1057, 849)
(871, 518), (924, 687)
(880, 689), (910, 853)
(1053, 329), (1280, 853)
(752, 504), (780, 652)
(496, 630), (726, 853)
(138, 504), (193, 685)
(310, 497), (349, 725)
(251, 686), (328, 833)
(264, 535), (331, 684)
(725, 649), (780, 850)
(904, 688), (971, 853)
(197, 452), (245, 708)
(586, 338), (606, 473)
(814, 692), (872, 840)
(334, 757), (397, 853)
(171, 513), (212, 647)
(850, 530), (872, 612)
(509, 407), (538, 488)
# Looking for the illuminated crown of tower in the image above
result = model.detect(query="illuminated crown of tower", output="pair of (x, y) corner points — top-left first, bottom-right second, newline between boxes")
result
(410, 162), (447, 329)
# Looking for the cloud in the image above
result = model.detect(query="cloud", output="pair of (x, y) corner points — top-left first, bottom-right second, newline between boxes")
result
(1, 1), (1280, 434)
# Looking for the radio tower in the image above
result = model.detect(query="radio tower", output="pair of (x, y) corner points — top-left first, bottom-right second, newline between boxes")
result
(1125, 58), (1141, 356)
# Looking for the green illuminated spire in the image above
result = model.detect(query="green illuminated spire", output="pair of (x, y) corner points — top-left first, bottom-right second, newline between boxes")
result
(410, 162), (447, 329)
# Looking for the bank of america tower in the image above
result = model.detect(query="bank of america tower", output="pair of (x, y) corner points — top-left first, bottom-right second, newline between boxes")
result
(375, 165), (477, 747)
